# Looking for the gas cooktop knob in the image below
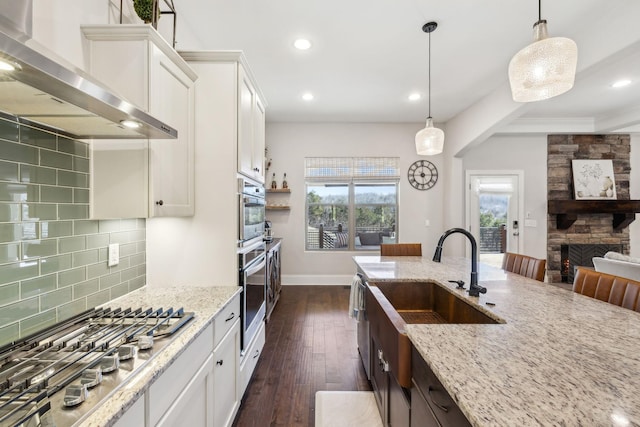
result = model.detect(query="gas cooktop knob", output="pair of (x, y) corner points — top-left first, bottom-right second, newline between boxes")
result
(63, 384), (88, 407)
(80, 368), (103, 388)
(99, 355), (120, 373)
(118, 344), (138, 361)
(137, 335), (154, 350)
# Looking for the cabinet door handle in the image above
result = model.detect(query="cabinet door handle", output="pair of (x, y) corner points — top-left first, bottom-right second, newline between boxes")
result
(225, 312), (235, 322)
(428, 386), (450, 412)
(155, 200), (164, 206)
(216, 360), (223, 366)
(253, 349), (260, 359)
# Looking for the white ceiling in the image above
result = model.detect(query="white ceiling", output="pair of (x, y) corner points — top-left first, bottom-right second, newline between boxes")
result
(177, 0), (640, 133)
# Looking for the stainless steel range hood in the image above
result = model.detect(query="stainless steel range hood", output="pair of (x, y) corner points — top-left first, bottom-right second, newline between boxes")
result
(0, 30), (177, 140)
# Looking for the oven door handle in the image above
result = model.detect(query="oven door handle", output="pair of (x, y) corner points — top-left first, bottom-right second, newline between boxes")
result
(245, 256), (266, 277)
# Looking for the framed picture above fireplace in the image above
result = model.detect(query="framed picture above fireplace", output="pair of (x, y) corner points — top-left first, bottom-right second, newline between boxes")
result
(571, 159), (617, 200)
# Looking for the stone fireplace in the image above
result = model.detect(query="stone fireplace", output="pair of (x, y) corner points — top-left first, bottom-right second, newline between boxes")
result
(560, 243), (623, 283)
(547, 134), (631, 283)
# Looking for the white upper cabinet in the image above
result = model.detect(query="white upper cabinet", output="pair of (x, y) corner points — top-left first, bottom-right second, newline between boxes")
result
(83, 25), (197, 218)
(237, 61), (266, 183)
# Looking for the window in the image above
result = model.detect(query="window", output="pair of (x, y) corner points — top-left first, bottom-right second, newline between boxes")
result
(305, 157), (399, 251)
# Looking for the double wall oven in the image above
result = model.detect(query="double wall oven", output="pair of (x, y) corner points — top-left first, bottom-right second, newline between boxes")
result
(238, 177), (266, 354)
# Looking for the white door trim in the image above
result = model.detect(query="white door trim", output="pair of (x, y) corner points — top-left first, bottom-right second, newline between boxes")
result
(465, 170), (525, 254)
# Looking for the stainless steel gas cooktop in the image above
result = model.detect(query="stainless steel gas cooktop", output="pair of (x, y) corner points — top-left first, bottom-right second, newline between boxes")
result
(0, 306), (194, 427)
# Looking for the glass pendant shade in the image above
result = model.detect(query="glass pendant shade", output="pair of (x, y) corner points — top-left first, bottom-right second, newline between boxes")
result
(415, 117), (444, 155)
(509, 20), (578, 102)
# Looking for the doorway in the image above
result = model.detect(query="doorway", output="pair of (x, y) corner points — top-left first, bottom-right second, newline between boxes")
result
(465, 171), (524, 268)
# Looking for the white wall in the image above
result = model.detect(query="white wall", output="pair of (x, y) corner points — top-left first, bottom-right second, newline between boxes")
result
(266, 122), (444, 284)
(462, 135), (548, 259)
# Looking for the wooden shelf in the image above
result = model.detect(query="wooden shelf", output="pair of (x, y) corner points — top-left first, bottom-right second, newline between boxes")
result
(548, 200), (640, 230)
(266, 189), (291, 193)
(266, 206), (290, 210)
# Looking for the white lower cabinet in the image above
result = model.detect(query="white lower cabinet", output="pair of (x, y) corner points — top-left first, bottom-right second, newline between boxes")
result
(239, 321), (266, 396)
(213, 320), (241, 427)
(148, 323), (214, 426)
(156, 354), (214, 427)
(113, 393), (145, 427)
(121, 293), (241, 426)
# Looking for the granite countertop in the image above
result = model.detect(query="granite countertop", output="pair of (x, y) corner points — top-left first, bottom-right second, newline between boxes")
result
(79, 285), (241, 427)
(353, 255), (640, 427)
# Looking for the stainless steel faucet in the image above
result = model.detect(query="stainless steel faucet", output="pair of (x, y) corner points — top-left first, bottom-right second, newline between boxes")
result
(433, 228), (487, 297)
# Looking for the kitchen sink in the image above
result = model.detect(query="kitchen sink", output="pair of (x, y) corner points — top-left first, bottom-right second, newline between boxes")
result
(372, 281), (500, 325)
(366, 281), (501, 388)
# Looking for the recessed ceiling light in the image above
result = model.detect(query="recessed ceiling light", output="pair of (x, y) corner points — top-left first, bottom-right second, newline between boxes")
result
(0, 60), (16, 71)
(302, 93), (314, 101)
(294, 39), (312, 50)
(611, 79), (631, 88)
(408, 93), (421, 101)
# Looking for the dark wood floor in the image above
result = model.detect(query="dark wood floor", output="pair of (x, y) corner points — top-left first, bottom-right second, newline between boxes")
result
(233, 286), (371, 427)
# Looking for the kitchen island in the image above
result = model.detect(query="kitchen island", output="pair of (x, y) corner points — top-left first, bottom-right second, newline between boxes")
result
(354, 255), (640, 426)
(80, 285), (240, 427)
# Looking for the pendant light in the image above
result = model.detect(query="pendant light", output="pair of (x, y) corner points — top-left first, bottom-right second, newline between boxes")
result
(508, 0), (578, 102)
(415, 21), (444, 156)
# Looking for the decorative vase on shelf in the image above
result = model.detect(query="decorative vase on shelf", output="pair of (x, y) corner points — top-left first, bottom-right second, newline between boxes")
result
(271, 173), (277, 189)
(282, 173), (288, 189)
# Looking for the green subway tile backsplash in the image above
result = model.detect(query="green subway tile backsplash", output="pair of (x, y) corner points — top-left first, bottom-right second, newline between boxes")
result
(40, 254), (72, 275)
(40, 150), (73, 170)
(0, 243), (20, 264)
(20, 309), (57, 337)
(58, 170), (88, 188)
(20, 126), (57, 150)
(0, 182), (39, 202)
(74, 189), (89, 203)
(58, 204), (89, 220)
(0, 282), (19, 306)
(0, 203), (20, 222)
(74, 220), (99, 235)
(0, 323), (19, 346)
(22, 203), (57, 221)
(73, 157), (90, 173)
(0, 160), (18, 182)
(0, 118), (146, 347)
(21, 274), (57, 299)
(41, 287), (73, 311)
(22, 239), (58, 259)
(40, 221), (73, 239)
(41, 185), (73, 203)
(0, 117), (19, 141)
(20, 165), (57, 185)
(58, 137), (89, 157)
(0, 139), (38, 164)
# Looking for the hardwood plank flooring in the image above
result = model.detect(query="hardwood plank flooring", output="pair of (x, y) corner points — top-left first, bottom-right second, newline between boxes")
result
(233, 285), (371, 427)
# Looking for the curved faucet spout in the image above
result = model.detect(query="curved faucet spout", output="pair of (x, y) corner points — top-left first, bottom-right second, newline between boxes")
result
(432, 228), (486, 297)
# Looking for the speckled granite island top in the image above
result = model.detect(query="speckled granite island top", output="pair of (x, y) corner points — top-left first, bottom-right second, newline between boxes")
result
(353, 256), (640, 427)
(78, 285), (240, 427)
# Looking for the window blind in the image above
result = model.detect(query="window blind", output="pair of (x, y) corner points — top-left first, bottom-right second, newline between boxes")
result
(304, 157), (400, 182)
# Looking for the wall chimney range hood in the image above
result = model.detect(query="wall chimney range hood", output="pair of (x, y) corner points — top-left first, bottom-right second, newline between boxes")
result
(0, 30), (177, 140)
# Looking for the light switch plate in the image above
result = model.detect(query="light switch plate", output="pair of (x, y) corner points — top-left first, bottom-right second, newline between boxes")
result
(108, 243), (119, 267)
(524, 219), (537, 228)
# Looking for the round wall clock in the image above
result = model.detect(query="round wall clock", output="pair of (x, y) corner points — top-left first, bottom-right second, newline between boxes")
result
(408, 160), (438, 190)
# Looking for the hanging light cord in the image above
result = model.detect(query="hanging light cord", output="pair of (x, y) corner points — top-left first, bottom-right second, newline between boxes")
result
(428, 29), (432, 119)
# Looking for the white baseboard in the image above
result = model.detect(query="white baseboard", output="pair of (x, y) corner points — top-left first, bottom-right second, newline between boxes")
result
(282, 274), (354, 286)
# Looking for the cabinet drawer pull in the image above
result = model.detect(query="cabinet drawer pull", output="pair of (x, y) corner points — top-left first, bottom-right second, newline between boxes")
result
(253, 349), (260, 359)
(225, 312), (235, 322)
(216, 360), (223, 366)
(428, 386), (450, 412)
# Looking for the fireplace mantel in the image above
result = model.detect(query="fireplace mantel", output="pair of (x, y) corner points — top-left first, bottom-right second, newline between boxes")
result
(548, 200), (640, 230)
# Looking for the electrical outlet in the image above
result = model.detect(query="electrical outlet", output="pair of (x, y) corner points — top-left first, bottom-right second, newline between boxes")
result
(108, 243), (119, 267)
(424, 219), (430, 227)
